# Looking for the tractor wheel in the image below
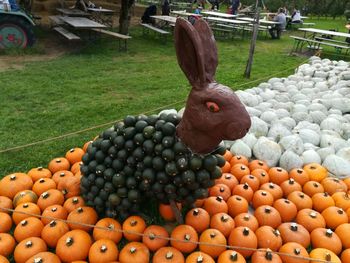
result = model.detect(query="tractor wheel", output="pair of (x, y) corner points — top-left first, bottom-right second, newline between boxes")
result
(0, 15), (35, 48)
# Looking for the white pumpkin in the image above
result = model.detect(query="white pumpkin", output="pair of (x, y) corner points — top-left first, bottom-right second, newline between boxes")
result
(301, 150), (321, 165)
(260, 111), (278, 124)
(309, 111), (327, 125)
(230, 140), (252, 158)
(320, 117), (343, 134)
(249, 117), (269, 137)
(317, 147), (335, 162)
(296, 129), (320, 146)
(241, 133), (258, 149)
(279, 150), (303, 171)
(279, 135), (304, 155)
(252, 137), (282, 167)
(336, 147), (350, 163)
(267, 124), (292, 143)
(323, 155), (350, 178)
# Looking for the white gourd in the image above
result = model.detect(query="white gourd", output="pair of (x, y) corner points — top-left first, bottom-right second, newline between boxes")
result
(336, 147), (350, 163)
(230, 140), (252, 158)
(279, 135), (304, 155)
(241, 133), (258, 149)
(267, 124), (292, 143)
(249, 117), (269, 137)
(296, 129), (320, 146)
(277, 117), (296, 130)
(279, 150), (303, 171)
(260, 111), (278, 124)
(323, 155), (350, 178)
(159, 109), (177, 116)
(301, 150), (321, 165)
(320, 117), (342, 134)
(275, 109), (290, 119)
(317, 147), (335, 162)
(253, 137), (282, 167)
(246, 107), (262, 117)
(310, 111), (327, 125)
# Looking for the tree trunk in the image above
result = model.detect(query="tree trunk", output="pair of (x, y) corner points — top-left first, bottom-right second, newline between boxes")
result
(119, 0), (135, 34)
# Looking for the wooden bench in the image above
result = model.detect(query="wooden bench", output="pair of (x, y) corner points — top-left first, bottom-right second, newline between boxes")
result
(92, 29), (131, 51)
(53, 26), (80, 40)
(290, 35), (350, 54)
(49, 16), (65, 27)
(315, 36), (350, 46)
(140, 23), (170, 43)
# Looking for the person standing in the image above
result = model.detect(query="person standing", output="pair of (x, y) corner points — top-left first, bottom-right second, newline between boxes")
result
(269, 7), (286, 39)
(231, 0), (240, 15)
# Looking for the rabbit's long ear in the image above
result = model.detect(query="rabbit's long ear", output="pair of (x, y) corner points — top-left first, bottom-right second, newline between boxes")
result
(193, 19), (218, 83)
(174, 18), (206, 88)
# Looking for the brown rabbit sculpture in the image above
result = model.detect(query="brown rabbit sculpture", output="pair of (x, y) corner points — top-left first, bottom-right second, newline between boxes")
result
(80, 18), (251, 220)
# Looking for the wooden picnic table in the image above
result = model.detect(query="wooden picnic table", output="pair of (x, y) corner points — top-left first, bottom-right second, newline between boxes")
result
(59, 16), (107, 29)
(237, 17), (281, 26)
(87, 7), (115, 27)
(201, 11), (238, 18)
(151, 15), (177, 24)
(299, 27), (350, 38)
(171, 10), (202, 17)
(205, 16), (250, 25)
(56, 8), (90, 17)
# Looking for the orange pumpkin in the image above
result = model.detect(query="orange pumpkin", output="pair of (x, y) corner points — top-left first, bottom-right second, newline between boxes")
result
(230, 164), (250, 181)
(71, 161), (83, 175)
(14, 237), (47, 263)
(321, 206), (348, 229)
(0, 173), (33, 199)
(228, 227), (257, 258)
(27, 167), (52, 182)
(66, 148), (85, 165)
(255, 226), (282, 251)
(63, 196), (85, 213)
(41, 205), (68, 225)
(260, 183), (283, 200)
(322, 177), (348, 195)
(303, 163), (328, 182)
(32, 178), (56, 197)
(210, 212), (235, 238)
(185, 251), (215, 263)
(332, 192), (350, 211)
(221, 161), (232, 173)
(278, 242), (309, 263)
(67, 206), (98, 232)
(41, 220), (70, 248)
(254, 205), (282, 229)
(0, 196), (13, 214)
(343, 178), (350, 190)
(215, 173), (239, 190)
(199, 229), (227, 258)
(170, 224), (198, 254)
(209, 184), (231, 201)
(82, 141), (93, 152)
(37, 189), (65, 211)
(310, 228), (342, 255)
(268, 167), (289, 185)
(273, 198), (297, 223)
(0, 233), (16, 257)
(251, 250), (282, 263)
(142, 225), (169, 252)
(249, 160), (269, 172)
(251, 169), (270, 185)
(93, 218), (122, 244)
(341, 249), (350, 263)
(48, 158), (71, 174)
(223, 150), (233, 162)
(13, 190), (38, 208)
(159, 203), (182, 222)
(185, 208), (210, 234)
(302, 181), (325, 197)
(119, 242), (150, 263)
(0, 212), (12, 233)
(56, 230), (92, 262)
(52, 170), (74, 185)
(152, 247), (185, 263)
(309, 248), (341, 263)
(280, 179), (302, 197)
(312, 192), (335, 213)
(217, 250), (246, 263)
(231, 183), (254, 203)
(240, 175), (260, 192)
(12, 202), (41, 225)
(277, 223), (310, 248)
(122, 215), (147, 242)
(229, 155), (249, 167)
(296, 209), (326, 232)
(203, 196), (228, 216)
(0, 255), (9, 263)
(288, 168), (309, 186)
(234, 213), (259, 232)
(24, 251), (61, 263)
(227, 195), (248, 218)
(57, 176), (81, 199)
(287, 191), (312, 211)
(14, 217), (44, 242)
(335, 223), (350, 249)
(252, 190), (274, 209)
(88, 239), (119, 263)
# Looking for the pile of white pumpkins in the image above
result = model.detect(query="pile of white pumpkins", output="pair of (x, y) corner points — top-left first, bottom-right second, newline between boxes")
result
(163, 56), (350, 178)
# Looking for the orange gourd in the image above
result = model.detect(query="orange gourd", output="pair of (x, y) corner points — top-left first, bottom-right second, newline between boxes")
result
(310, 228), (342, 255)
(14, 217), (44, 242)
(312, 192), (335, 213)
(0, 255), (9, 263)
(227, 195), (248, 218)
(296, 208), (326, 232)
(341, 249), (350, 263)
(343, 178), (350, 190)
(13, 190), (38, 208)
(322, 177), (347, 195)
(215, 173), (239, 190)
(229, 155), (249, 167)
(209, 184), (231, 201)
(0, 212), (12, 233)
(14, 237), (47, 263)
(159, 203), (182, 222)
(251, 169), (270, 185)
(0, 173), (33, 199)
(0, 196), (13, 214)
(56, 230), (92, 262)
(185, 251), (215, 263)
(228, 227), (257, 258)
(210, 212), (235, 238)
(12, 202), (41, 225)
(57, 175), (81, 199)
(0, 233), (16, 257)
(41, 205), (68, 225)
(287, 191), (312, 211)
(240, 174), (260, 192)
(71, 161), (83, 175)
(217, 250), (246, 263)
(67, 206), (98, 232)
(231, 183), (253, 203)
(309, 248), (341, 263)
(185, 208), (210, 234)
(203, 196), (228, 216)
(41, 220), (70, 248)
(322, 206), (348, 229)
(88, 239), (119, 263)
(24, 251), (61, 263)
(142, 225), (169, 252)
(122, 215), (147, 241)
(32, 178), (56, 196)
(66, 148), (85, 165)
(260, 183), (283, 200)
(170, 224), (198, 254)
(230, 164), (250, 181)
(254, 205), (282, 228)
(52, 170), (74, 185)
(152, 247), (185, 263)
(199, 229), (227, 258)
(223, 150), (233, 161)
(93, 218), (122, 244)
(255, 226), (282, 251)
(273, 198), (297, 222)
(332, 192), (350, 211)
(268, 167), (289, 185)
(277, 223), (310, 248)
(302, 181), (324, 197)
(251, 250), (282, 263)
(221, 161), (232, 173)
(280, 178), (302, 197)
(234, 213), (259, 232)
(82, 141), (92, 152)
(303, 163), (328, 182)
(278, 242), (309, 263)
(248, 160), (269, 172)
(27, 167), (52, 182)
(119, 242), (150, 263)
(335, 223), (350, 249)
(37, 189), (65, 211)
(252, 190), (274, 209)
(48, 157), (70, 174)
(63, 196), (85, 213)
(289, 168), (309, 186)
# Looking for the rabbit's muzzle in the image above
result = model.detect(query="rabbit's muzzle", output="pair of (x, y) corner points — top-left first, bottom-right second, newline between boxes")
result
(225, 115), (251, 140)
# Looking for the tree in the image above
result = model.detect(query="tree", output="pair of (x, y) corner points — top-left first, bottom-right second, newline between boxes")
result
(119, 0), (135, 35)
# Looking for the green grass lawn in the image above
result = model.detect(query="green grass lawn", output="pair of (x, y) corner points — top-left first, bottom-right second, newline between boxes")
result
(0, 16), (348, 176)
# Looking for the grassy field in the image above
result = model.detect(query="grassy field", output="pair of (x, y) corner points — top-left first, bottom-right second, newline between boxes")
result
(0, 16), (348, 176)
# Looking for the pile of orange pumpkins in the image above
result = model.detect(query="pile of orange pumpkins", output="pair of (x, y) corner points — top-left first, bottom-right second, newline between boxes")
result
(1, 141), (350, 263)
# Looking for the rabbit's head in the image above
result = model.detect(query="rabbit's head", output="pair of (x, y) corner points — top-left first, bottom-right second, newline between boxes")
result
(174, 18), (251, 154)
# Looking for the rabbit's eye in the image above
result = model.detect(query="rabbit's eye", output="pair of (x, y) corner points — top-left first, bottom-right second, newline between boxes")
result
(206, 102), (220, 112)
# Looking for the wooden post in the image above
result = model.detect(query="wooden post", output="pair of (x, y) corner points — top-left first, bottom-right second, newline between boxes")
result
(244, 0), (260, 79)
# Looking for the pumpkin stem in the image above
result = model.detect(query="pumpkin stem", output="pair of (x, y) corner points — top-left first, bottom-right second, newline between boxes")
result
(149, 233), (156, 240)
(240, 165), (246, 170)
(100, 245), (108, 253)
(66, 237), (74, 247)
(130, 247), (137, 254)
(273, 229), (280, 237)
(326, 229), (333, 237)
(184, 234), (191, 241)
(290, 223), (298, 231)
(130, 220), (137, 226)
(193, 209), (199, 216)
(261, 191), (267, 196)
(236, 156), (242, 160)
(268, 183), (275, 189)
(299, 193), (305, 198)
(42, 192), (49, 199)
(225, 174), (232, 180)
(289, 178), (295, 184)
(265, 250), (273, 260)
(37, 166), (43, 170)
(69, 148), (75, 153)
(49, 220), (57, 227)
(56, 159), (62, 163)
(219, 187), (225, 193)
(338, 209), (344, 214)
(221, 215), (229, 222)
(77, 207), (84, 213)
(243, 215), (250, 221)
(196, 255), (204, 263)
(25, 240), (33, 248)
(277, 167), (282, 172)
(294, 248), (301, 255)
(236, 196), (242, 201)
(243, 183), (249, 189)
(108, 224), (115, 231)
(19, 192), (26, 197)
(51, 207), (58, 212)
(39, 178), (45, 183)
(23, 203), (29, 208)
(230, 251), (238, 261)
(264, 207), (271, 214)
(261, 172), (266, 177)
(284, 199), (290, 204)
(10, 174), (16, 180)
(313, 182), (319, 188)
(62, 189), (68, 195)
(325, 252), (331, 261)
(209, 232), (216, 238)
(34, 258), (43, 263)
(243, 227), (250, 236)
(21, 220), (28, 226)
(165, 252), (173, 259)
(309, 212), (317, 218)
(296, 169), (303, 174)
(59, 172), (65, 177)
(216, 196), (223, 202)
(72, 197), (79, 204)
